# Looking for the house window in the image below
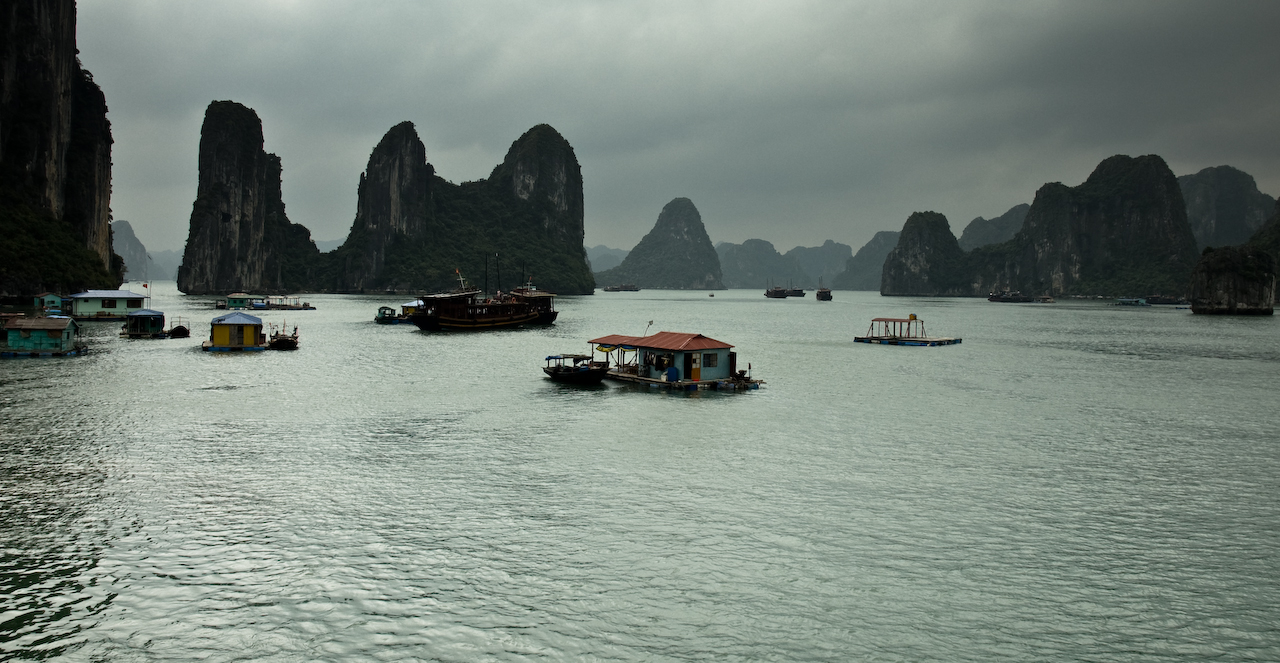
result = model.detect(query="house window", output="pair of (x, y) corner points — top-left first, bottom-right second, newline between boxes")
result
(101, 299), (116, 309)
(704, 353), (718, 368)
(126, 299), (143, 308)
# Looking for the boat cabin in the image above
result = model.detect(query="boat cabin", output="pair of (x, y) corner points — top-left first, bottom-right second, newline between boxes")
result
(225, 293), (265, 310)
(203, 312), (267, 352)
(4, 317), (82, 356)
(69, 290), (147, 320)
(590, 331), (737, 383)
(122, 309), (167, 338)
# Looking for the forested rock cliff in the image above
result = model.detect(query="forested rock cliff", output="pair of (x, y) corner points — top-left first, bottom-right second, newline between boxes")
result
(879, 213), (969, 296)
(1189, 200), (1280, 314)
(0, 0), (122, 294)
(957, 204), (1029, 252)
(111, 220), (147, 280)
(595, 198), (723, 289)
(177, 101), (320, 294)
(881, 155), (1200, 297)
(1178, 166), (1275, 250)
(1189, 246), (1275, 315)
(832, 231), (899, 290)
(324, 123), (593, 294)
(717, 239), (807, 289)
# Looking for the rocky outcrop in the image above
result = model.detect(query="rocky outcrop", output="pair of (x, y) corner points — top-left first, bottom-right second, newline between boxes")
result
(881, 155), (1200, 297)
(784, 240), (853, 286)
(329, 122), (433, 291)
(832, 231), (899, 290)
(716, 239), (851, 289)
(1188, 199), (1280, 314)
(587, 245), (629, 272)
(0, 1), (121, 294)
(1189, 246), (1275, 314)
(111, 220), (148, 280)
(1178, 166), (1275, 250)
(717, 239), (807, 289)
(324, 122), (593, 294)
(595, 198), (723, 289)
(177, 101), (320, 294)
(957, 204), (1029, 252)
(880, 213), (970, 296)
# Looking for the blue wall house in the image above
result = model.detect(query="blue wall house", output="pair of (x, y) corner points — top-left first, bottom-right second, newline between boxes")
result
(33, 292), (62, 311)
(69, 290), (147, 320)
(3, 317), (82, 356)
(590, 331), (736, 382)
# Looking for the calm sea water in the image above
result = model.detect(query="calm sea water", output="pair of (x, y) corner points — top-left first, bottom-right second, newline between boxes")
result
(2, 282), (1278, 661)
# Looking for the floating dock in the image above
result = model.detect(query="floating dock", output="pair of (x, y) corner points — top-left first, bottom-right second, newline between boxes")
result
(853, 315), (961, 346)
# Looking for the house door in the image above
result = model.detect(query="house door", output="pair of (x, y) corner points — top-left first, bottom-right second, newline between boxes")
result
(683, 353), (693, 381)
(236, 325), (247, 345)
(690, 353), (701, 381)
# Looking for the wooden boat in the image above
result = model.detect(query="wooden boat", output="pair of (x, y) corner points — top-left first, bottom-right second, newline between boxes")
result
(764, 286), (788, 298)
(1115, 298), (1151, 306)
(167, 317), (191, 338)
(543, 354), (610, 384)
(816, 277), (832, 301)
(788, 286), (806, 297)
(409, 272), (541, 331)
(988, 290), (1033, 303)
(854, 314), (960, 346)
(603, 284), (640, 292)
(509, 279), (558, 325)
(266, 322), (299, 350)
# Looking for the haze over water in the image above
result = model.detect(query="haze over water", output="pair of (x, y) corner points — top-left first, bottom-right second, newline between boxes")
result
(2, 283), (1278, 661)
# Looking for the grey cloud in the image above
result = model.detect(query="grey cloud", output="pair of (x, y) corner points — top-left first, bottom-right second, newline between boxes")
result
(77, 0), (1280, 253)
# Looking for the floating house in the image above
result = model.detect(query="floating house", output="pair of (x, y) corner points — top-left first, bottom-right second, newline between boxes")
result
(3, 317), (83, 357)
(224, 293), (264, 310)
(34, 292), (63, 311)
(202, 312), (267, 352)
(122, 309), (167, 339)
(69, 290), (147, 320)
(588, 331), (760, 389)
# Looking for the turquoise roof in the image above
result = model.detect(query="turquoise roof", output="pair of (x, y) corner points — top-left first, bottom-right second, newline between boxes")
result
(128, 309), (165, 317)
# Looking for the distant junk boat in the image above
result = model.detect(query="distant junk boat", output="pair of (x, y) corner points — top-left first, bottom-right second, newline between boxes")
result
(764, 286), (788, 298)
(988, 290), (1034, 303)
(603, 284), (640, 292)
(816, 277), (832, 301)
(854, 314), (961, 346)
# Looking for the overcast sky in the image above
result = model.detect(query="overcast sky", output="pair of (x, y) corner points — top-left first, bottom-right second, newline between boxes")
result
(79, 0), (1280, 254)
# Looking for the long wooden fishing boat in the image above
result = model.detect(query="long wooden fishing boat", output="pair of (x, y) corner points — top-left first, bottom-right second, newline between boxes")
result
(409, 271), (542, 331)
(543, 354), (609, 384)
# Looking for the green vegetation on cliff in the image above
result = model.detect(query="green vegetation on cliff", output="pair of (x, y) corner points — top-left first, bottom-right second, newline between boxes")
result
(596, 198), (723, 289)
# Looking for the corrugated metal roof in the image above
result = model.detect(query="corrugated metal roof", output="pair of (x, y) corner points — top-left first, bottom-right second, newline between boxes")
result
(128, 309), (165, 317)
(5, 317), (73, 331)
(211, 312), (263, 325)
(69, 290), (146, 298)
(589, 331), (733, 351)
